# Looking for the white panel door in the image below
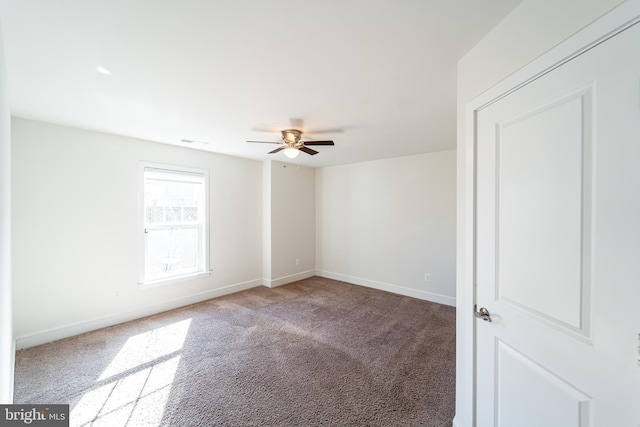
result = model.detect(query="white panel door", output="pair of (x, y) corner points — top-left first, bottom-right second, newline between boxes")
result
(475, 21), (640, 426)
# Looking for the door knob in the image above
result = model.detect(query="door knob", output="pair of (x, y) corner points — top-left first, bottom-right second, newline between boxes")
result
(474, 305), (492, 322)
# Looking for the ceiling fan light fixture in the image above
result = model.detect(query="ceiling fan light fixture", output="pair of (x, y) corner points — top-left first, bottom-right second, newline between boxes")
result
(283, 147), (300, 158)
(247, 127), (334, 157)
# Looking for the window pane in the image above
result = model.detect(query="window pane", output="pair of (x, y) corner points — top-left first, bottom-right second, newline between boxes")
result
(145, 180), (203, 225)
(145, 226), (201, 281)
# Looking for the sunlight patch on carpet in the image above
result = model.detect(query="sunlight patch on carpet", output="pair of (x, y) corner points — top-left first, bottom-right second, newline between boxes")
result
(70, 319), (191, 426)
(98, 319), (191, 380)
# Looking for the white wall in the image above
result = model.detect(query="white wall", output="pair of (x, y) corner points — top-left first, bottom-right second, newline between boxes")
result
(12, 118), (263, 348)
(454, 1), (625, 426)
(263, 160), (316, 287)
(316, 150), (456, 306)
(0, 17), (14, 404)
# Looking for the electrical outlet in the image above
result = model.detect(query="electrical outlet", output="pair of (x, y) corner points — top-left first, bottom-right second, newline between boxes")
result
(424, 273), (431, 282)
(296, 258), (300, 266)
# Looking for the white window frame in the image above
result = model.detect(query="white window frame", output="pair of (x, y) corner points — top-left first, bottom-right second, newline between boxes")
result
(138, 162), (210, 288)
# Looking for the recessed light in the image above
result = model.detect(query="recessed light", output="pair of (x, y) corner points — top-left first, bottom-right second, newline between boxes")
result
(96, 66), (111, 75)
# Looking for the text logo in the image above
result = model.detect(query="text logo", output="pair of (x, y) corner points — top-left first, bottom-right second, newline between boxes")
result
(0, 405), (69, 426)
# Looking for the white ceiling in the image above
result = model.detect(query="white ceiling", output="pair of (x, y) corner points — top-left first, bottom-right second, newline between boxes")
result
(0, 0), (521, 167)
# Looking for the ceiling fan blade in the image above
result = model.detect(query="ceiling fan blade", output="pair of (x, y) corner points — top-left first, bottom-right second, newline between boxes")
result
(299, 146), (319, 155)
(268, 147), (285, 154)
(301, 140), (334, 146)
(247, 140), (280, 144)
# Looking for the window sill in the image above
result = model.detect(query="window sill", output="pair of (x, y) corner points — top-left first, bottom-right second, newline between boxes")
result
(138, 270), (211, 289)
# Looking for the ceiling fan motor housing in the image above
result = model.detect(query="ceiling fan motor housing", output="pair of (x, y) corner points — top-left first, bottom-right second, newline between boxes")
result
(282, 129), (303, 146)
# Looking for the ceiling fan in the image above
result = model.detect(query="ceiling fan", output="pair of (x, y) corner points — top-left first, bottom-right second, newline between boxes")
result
(247, 129), (334, 159)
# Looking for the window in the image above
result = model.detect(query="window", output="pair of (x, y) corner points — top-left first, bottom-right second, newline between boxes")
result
(140, 164), (209, 286)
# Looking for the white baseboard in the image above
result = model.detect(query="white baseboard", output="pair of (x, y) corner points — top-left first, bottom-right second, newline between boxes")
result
(15, 278), (263, 349)
(16, 272), (455, 349)
(315, 270), (456, 307)
(262, 270), (316, 288)
(452, 415), (461, 427)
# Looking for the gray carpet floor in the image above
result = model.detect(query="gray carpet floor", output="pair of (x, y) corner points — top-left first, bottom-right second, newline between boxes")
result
(14, 276), (456, 426)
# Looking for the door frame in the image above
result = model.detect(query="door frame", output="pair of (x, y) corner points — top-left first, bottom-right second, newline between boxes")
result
(455, 2), (640, 426)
